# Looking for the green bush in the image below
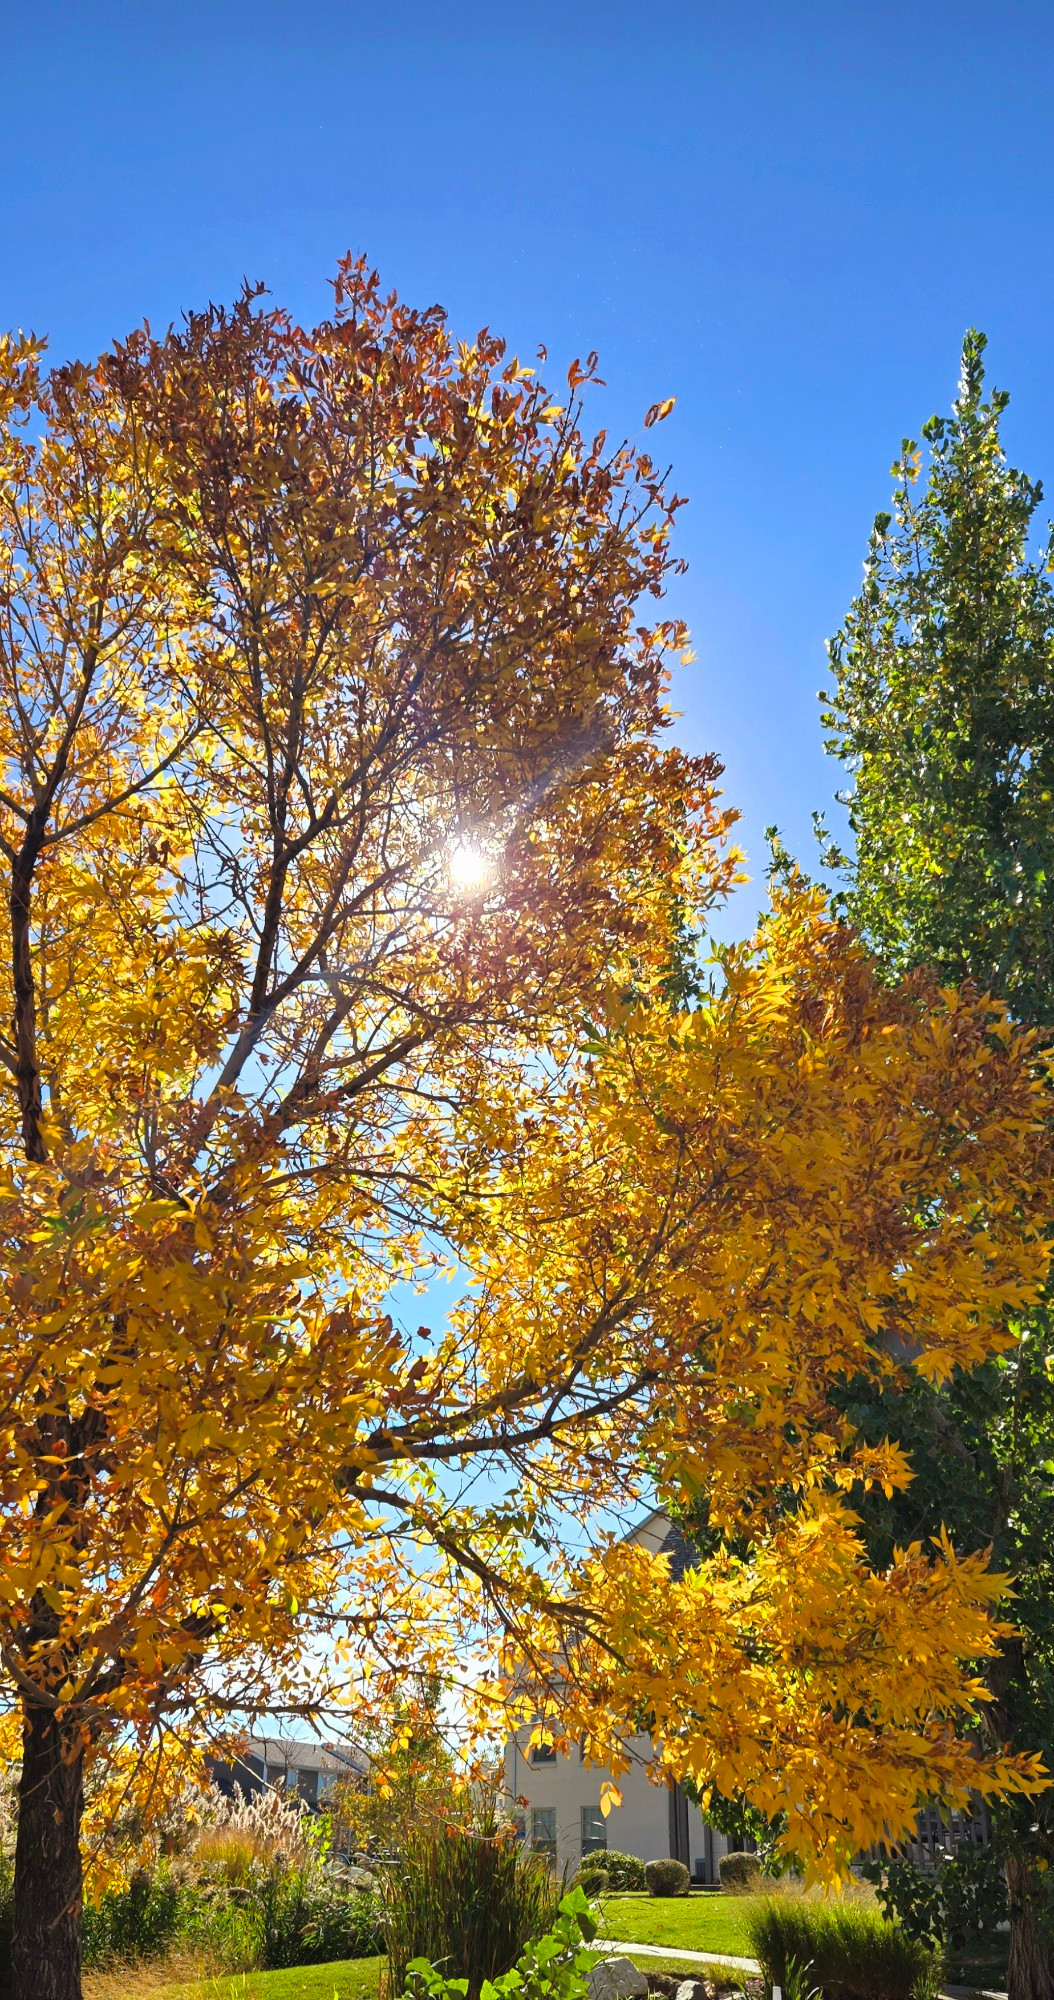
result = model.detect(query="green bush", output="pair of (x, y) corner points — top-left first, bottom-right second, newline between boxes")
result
(746, 1897), (941, 2000)
(644, 1859), (690, 1898)
(256, 1866), (383, 1968)
(597, 1851), (646, 1892)
(82, 1870), (186, 1966)
(403, 1888), (596, 2000)
(78, 1858), (383, 1976)
(719, 1852), (762, 1895)
(574, 1865), (609, 1898)
(861, 1843), (1007, 1951)
(385, 1825), (561, 2000)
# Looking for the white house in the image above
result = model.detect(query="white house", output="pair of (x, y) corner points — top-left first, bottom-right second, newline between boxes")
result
(504, 1507), (733, 1883)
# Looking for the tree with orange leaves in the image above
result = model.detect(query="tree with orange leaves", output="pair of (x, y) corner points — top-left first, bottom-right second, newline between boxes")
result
(0, 263), (1049, 1997)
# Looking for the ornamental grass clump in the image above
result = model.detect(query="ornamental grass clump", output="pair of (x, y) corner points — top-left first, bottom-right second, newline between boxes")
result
(384, 1826), (560, 2000)
(746, 1897), (940, 2000)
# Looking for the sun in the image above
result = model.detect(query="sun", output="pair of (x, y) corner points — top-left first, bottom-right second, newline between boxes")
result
(447, 841), (495, 895)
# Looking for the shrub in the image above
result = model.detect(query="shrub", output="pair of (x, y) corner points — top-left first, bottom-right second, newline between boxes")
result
(719, 1852), (762, 1895)
(82, 1869), (185, 1966)
(403, 1888), (596, 2000)
(385, 1826), (561, 2000)
(861, 1842), (1007, 1951)
(645, 1859), (690, 1898)
(598, 1850), (646, 1892)
(256, 1867), (383, 1968)
(746, 1897), (941, 2000)
(574, 1865), (610, 1898)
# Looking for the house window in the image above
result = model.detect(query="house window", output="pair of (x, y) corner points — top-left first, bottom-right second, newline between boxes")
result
(530, 1741), (557, 1765)
(581, 1807), (607, 1856)
(298, 1767), (319, 1804)
(531, 1807), (557, 1857)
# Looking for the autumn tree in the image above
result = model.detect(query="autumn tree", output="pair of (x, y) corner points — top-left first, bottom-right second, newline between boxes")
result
(0, 274), (1050, 2000)
(327, 1676), (470, 1861)
(821, 329), (1054, 1999)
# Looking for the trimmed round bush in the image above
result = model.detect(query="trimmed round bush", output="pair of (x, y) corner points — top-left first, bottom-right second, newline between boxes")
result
(645, 1859), (690, 1898)
(600, 1851), (647, 1892)
(575, 1865), (610, 1898)
(719, 1852), (762, 1895)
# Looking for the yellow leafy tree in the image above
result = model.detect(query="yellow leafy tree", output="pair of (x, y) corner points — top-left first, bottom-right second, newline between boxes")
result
(0, 265), (1049, 1998)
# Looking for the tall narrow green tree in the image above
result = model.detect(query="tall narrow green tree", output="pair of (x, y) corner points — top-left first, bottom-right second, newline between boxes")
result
(822, 330), (1054, 2000)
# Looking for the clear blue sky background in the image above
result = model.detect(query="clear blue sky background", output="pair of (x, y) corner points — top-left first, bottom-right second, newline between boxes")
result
(6, 0), (1054, 927)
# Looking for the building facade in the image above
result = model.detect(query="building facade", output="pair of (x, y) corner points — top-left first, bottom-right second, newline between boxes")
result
(209, 1733), (365, 1807)
(504, 1508), (733, 1883)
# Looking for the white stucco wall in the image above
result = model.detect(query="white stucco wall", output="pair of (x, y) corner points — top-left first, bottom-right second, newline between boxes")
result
(504, 1509), (732, 1882)
(504, 1729), (730, 1883)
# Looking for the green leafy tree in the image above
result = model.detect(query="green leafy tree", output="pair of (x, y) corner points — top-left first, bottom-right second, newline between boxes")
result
(821, 330), (1054, 2000)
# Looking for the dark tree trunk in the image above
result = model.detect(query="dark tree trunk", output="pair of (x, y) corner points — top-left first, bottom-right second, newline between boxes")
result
(1006, 1850), (1054, 2000)
(11, 1705), (85, 2000)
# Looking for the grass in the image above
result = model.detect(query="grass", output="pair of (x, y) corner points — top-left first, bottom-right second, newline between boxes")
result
(746, 1899), (939, 2000)
(102, 1954), (385, 2000)
(595, 1892), (759, 1958)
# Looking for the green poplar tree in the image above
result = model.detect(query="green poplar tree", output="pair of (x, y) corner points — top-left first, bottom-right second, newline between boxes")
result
(821, 330), (1054, 2000)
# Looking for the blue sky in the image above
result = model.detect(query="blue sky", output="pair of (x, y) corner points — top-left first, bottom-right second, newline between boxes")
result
(6, 0), (1054, 927)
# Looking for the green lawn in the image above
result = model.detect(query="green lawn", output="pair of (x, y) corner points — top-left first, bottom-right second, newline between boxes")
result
(140, 1900), (758, 1998)
(151, 1955), (384, 2000)
(596, 1893), (758, 1958)
(124, 1892), (1009, 1997)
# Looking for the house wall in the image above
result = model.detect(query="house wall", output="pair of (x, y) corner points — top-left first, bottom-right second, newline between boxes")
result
(504, 1731), (730, 1882)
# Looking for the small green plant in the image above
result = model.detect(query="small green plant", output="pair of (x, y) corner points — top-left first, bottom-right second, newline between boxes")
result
(776, 1955), (821, 2000)
(403, 1887), (597, 2000)
(595, 1851), (646, 1892)
(747, 1896), (940, 2000)
(719, 1853), (762, 1895)
(644, 1859), (690, 1898)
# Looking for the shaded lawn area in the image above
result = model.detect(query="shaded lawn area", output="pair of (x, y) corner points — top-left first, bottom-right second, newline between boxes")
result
(597, 1894), (758, 1958)
(147, 1955), (385, 2000)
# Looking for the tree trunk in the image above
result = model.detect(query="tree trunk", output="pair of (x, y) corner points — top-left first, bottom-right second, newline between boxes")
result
(10, 1705), (85, 2000)
(1006, 1850), (1054, 2000)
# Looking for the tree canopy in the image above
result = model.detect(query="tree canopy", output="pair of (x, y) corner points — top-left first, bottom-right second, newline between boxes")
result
(0, 278), (1051, 1997)
(821, 327), (1054, 1022)
(822, 328), (1054, 2000)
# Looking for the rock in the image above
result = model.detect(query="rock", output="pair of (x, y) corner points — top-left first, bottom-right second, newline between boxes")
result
(674, 1983), (709, 2000)
(587, 1957), (650, 2000)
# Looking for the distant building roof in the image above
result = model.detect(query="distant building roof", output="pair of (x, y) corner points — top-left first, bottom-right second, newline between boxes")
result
(246, 1735), (366, 1776)
(623, 1505), (701, 1580)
